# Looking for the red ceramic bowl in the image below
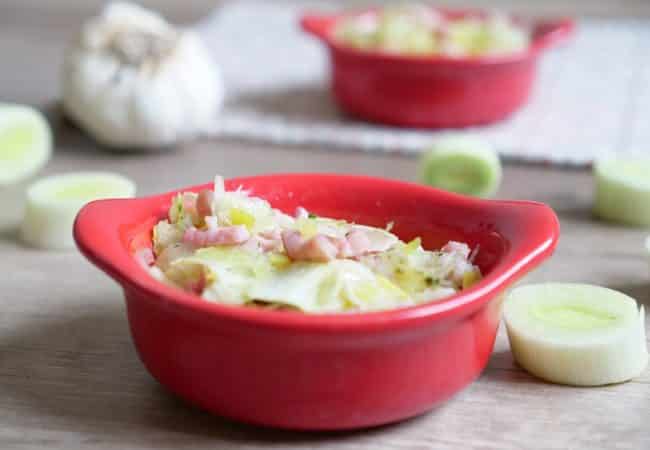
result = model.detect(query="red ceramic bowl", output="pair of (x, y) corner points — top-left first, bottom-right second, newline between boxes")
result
(301, 8), (574, 128)
(74, 174), (559, 430)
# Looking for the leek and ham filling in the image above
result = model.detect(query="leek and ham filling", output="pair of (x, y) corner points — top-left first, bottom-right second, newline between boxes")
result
(142, 176), (482, 313)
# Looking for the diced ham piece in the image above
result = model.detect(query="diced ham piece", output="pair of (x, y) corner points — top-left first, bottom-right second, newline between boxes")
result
(282, 230), (338, 262)
(282, 228), (388, 262)
(196, 189), (215, 219)
(183, 225), (250, 247)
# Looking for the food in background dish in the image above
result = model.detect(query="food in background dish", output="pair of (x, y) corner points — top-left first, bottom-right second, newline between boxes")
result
(144, 176), (482, 313)
(22, 172), (135, 249)
(504, 283), (648, 386)
(334, 4), (530, 57)
(419, 135), (502, 198)
(61, 2), (223, 150)
(0, 103), (51, 186)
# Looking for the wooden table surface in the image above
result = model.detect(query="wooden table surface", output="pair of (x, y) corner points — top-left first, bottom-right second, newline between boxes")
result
(1, 1), (648, 449)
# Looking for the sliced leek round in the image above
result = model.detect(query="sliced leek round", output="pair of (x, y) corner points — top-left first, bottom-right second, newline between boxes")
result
(504, 283), (648, 386)
(0, 103), (52, 186)
(21, 172), (136, 249)
(419, 135), (501, 198)
(593, 158), (650, 227)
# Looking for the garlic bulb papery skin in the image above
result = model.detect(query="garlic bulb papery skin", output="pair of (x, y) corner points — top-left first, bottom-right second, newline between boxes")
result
(62, 2), (223, 150)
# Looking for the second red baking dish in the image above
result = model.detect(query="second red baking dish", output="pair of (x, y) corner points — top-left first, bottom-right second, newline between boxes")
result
(301, 8), (574, 128)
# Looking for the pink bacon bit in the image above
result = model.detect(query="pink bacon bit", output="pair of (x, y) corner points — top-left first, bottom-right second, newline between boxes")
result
(282, 230), (385, 261)
(183, 225), (250, 248)
(196, 189), (215, 219)
(282, 228), (380, 262)
(282, 230), (338, 262)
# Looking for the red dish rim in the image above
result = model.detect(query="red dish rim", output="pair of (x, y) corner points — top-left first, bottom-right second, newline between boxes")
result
(300, 7), (575, 67)
(74, 174), (560, 333)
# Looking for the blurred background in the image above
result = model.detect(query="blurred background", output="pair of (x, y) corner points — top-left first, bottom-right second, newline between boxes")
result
(4, 0), (650, 19)
(2, 0), (650, 211)
(2, 0), (649, 121)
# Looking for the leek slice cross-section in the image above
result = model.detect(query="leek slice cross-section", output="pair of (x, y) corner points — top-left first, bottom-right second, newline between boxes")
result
(0, 103), (52, 186)
(593, 158), (650, 227)
(504, 283), (648, 386)
(21, 172), (136, 250)
(419, 135), (502, 198)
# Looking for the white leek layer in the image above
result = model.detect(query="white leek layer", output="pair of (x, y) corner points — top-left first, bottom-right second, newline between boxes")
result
(504, 283), (648, 386)
(21, 172), (135, 250)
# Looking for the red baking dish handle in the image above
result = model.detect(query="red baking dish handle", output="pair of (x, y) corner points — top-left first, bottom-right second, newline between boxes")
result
(74, 196), (162, 289)
(300, 13), (336, 40)
(532, 18), (575, 51)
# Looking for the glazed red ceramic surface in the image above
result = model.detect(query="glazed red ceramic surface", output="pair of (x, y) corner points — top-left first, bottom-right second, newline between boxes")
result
(74, 174), (559, 430)
(301, 8), (574, 128)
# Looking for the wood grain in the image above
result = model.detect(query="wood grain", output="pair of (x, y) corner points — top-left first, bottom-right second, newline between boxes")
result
(0, 1), (648, 449)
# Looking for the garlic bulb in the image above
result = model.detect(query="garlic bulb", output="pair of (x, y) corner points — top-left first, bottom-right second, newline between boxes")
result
(61, 2), (223, 150)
